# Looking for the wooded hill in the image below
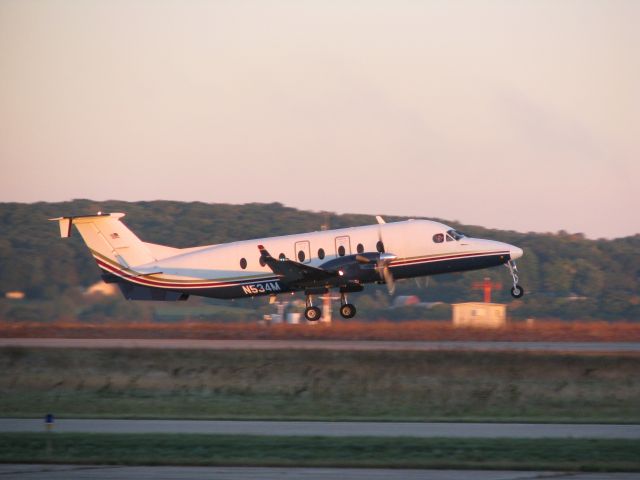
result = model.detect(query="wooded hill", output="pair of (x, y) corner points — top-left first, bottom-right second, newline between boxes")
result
(0, 200), (638, 321)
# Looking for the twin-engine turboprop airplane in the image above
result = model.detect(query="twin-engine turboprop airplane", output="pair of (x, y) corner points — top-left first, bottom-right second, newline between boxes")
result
(51, 213), (524, 320)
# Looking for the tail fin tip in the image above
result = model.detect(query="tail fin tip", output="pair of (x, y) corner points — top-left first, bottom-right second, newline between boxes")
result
(49, 213), (126, 238)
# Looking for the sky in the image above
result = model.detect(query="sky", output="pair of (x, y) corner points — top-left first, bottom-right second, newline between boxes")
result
(1, 0), (638, 239)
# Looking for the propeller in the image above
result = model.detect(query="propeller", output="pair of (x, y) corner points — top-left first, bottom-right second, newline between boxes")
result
(376, 216), (395, 294)
(377, 252), (397, 295)
(355, 252), (397, 294)
(355, 216), (396, 295)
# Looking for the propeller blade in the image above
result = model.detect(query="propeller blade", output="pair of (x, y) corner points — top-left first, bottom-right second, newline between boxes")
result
(376, 219), (385, 254)
(355, 255), (371, 264)
(382, 266), (395, 295)
(374, 252), (397, 295)
(374, 219), (395, 294)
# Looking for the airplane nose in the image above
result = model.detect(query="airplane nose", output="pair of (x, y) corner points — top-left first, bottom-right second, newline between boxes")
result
(509, 246), (523, 260)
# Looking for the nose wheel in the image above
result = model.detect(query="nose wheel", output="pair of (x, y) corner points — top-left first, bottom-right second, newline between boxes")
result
(506, 260), (525, 298)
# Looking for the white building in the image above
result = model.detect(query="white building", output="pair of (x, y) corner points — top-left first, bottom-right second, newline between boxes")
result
(452, 302), (507, 328)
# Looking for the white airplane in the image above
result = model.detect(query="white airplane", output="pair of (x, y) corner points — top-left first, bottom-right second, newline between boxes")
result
(51, 213), (524, 320)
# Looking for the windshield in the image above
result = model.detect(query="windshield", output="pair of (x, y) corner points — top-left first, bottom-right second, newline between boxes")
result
(446, 229), (467, 241)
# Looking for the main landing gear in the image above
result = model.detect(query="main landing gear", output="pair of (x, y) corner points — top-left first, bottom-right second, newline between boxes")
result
(303, 292), (357, 321)
(304, 295), (322, 321)
(339, 293), (357, 319)
(506, 260), (524, 298)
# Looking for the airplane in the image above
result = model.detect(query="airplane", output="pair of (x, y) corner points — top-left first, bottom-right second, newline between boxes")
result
(51, 212), (524, 321)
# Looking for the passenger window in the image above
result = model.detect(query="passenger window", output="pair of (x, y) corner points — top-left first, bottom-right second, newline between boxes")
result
(376, 241), (385, 253)
(433, 233), (444, 243)
(446, 235), (454, 242)
(338, 245), (346, 257)
(298, 250), (305, 262)
(240, 258), (247, 269)
(318, 248), (325, 260)
(357, 243), (364, 254)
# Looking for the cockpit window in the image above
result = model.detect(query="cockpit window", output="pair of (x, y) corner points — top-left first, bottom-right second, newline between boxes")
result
(446, 229), (467, 241)
(433, 233), (444, 243)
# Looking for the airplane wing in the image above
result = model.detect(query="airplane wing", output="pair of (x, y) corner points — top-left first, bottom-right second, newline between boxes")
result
(258, 245), (338, 286)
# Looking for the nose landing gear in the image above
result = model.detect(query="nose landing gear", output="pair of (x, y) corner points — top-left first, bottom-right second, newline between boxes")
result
(511, 284), (524, 298)
(506, 260), (524, 298)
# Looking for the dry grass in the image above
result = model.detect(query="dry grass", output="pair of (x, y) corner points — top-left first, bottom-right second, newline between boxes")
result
(2, 347), (639, 421)
(1, 319), (640, 341)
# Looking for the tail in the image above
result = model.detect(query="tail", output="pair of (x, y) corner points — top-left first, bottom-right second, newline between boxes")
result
(50, 212), (161, 269)
(50, 213), (188, 301)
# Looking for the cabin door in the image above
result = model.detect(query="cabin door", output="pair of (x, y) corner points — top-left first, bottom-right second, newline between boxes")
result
(334, 236), (351, 258)
(294, 240), (311, 263)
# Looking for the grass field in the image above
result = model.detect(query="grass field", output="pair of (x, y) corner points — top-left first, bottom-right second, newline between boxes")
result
(2, 347), (639, 422)
(0, 433), (638, 471)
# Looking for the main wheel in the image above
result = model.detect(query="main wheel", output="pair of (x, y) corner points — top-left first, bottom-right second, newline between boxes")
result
(339, 303), (357, 319)
(510, 284), (524, 298)
(304, 306), (322, 321)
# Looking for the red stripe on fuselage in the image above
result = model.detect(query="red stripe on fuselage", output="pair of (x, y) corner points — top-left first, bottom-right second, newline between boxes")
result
(95, 258), (279, 289)
(389, 250), (509, 268)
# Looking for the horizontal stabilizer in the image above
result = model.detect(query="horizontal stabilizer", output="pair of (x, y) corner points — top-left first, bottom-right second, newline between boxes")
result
(49, 213), (124, 238)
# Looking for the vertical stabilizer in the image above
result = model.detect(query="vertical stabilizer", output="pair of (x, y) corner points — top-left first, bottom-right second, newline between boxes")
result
(50, 213), (156, 269)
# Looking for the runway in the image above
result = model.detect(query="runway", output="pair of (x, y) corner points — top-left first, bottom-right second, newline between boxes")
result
(1, 464), (638, 480)
(2, 338), (640, 352)
(2, 419), (639, 438)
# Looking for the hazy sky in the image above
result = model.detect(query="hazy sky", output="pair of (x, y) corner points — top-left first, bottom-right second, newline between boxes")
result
(1, 0), (638, 238)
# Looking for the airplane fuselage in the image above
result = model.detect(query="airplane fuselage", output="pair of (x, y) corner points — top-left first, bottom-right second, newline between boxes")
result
(96, 219), (522, 300)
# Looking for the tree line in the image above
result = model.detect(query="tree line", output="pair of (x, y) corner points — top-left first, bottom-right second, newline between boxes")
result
(0, 200), (638, 321)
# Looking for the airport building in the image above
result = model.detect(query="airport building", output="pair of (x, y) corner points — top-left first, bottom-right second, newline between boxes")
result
(452, 302), (507, 328)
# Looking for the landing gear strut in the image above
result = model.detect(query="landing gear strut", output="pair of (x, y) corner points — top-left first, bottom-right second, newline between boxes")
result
(339, 293), (357, 319)
(304, 295), (322, 321)
(506, 260), (524, 298)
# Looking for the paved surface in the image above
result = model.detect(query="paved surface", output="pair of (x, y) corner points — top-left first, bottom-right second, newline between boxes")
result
(0, 465), (638, 480)
(2, 419), (640, 438)
(1, 338), (640, 352)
